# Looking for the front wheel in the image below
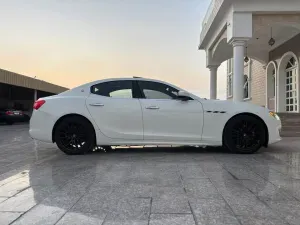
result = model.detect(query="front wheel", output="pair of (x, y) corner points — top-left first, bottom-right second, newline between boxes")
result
(54, 116), (95, 155)
(223, 115), (266, 154)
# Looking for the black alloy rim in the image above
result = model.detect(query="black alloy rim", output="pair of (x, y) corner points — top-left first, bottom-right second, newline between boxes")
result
(231, 120), (261, 151)
(59, 123), (87, 150)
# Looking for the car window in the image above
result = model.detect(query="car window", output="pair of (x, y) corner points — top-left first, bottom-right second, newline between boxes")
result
(143, 90), (173, 99)
(109, 89), (132, 98)
(138, 81), (179, 99)
(91, 80), (133, 98)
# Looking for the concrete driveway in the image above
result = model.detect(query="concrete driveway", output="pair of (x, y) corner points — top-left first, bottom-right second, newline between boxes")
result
(0, 124), (300, 225)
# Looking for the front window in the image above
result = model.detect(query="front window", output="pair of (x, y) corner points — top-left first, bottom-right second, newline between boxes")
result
(137, 81), (179, 99)
(91, 80), (133, 98)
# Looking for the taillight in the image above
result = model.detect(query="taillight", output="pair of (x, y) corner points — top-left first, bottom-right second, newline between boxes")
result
(33, 99), (46, 110)
(6, 111), (13, 115)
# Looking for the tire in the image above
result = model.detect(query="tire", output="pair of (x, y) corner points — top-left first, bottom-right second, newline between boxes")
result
(223, 115), (266, 154)
(54, 116), (95, 155)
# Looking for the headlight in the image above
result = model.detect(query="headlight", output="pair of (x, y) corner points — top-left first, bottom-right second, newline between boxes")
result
(269, 111), (280, 120)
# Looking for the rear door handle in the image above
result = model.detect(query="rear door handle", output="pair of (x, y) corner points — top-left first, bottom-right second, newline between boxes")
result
(146, 106), (159, 110)
(89, 103), (104, 107)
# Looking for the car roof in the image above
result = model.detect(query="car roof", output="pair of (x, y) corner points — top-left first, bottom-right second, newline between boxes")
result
(89, 77), (179, 87)
(58, 77), (193, 98)
(95, 77), (162, 82)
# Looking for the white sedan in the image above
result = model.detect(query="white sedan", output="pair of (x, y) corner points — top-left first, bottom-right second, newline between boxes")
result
(29, 78), (281, 155)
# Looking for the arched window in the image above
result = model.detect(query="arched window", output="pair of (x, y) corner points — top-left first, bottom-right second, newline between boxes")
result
(285, 57), (297, 112)
(286, 57), (296, 69)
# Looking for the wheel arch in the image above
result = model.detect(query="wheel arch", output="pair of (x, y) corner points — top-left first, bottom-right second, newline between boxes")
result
(222, 112), (269, 147)
(52, 113), (96, 143)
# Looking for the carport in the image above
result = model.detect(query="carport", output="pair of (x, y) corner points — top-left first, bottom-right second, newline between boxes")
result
(0, 68), (68, 116)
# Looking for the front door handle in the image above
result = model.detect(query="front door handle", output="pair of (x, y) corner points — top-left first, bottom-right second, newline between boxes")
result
(89, 103), (104, 107)
(146, 106), (159, 110)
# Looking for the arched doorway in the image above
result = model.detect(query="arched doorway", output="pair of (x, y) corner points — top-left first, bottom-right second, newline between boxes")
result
(278, 52), (299, 112)
(266, 61), (277, 111)
(285, 57), (298, 112)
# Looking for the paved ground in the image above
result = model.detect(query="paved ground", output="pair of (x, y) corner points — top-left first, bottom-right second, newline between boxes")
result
(0, 124), (300, 225)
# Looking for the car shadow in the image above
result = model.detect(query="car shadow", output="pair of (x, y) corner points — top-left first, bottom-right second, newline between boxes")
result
(90, 146), (231, 154)
(26, 144), (275, 218)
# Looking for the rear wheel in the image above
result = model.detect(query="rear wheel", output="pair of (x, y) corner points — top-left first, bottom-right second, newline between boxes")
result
(223, 115), (266, 154)
(54, 116), (95, 155)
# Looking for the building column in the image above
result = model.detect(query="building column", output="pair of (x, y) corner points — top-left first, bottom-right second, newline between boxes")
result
(208, 66), (218, 99)
(231, 40), (246, 102)
(34, 89), (38, 102)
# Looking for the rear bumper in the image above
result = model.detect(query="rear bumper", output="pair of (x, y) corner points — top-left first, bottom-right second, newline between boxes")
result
(29, 110), (56, 143)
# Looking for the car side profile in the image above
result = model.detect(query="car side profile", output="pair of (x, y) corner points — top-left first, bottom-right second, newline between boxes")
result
(29, 78), (282, 155)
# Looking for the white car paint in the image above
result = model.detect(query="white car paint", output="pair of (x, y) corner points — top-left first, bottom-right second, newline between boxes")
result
(86, 94), (143, 140)
(139, 98), (203, 141)
(29, 78), (282, 147)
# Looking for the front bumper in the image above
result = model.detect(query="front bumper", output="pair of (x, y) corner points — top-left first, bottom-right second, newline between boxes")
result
(267, 118), (282, 145)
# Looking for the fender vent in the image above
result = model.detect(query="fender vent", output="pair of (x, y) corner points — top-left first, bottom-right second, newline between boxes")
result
(206, 111), (226, 114)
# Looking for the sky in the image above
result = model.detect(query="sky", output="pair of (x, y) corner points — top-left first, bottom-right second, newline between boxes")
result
(0, 0), (227, 99)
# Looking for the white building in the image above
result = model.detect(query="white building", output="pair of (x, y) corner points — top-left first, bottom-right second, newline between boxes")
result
(199, 0), (300, 113)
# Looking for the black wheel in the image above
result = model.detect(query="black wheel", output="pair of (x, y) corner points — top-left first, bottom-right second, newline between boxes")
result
(223, 115), (266, 154)
(54, 116), (95, 155)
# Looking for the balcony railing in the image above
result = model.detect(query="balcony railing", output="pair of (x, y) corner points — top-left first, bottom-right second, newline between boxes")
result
(200, 0), (224, 44)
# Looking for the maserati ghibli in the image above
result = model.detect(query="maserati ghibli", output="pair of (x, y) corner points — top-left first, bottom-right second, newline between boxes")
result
(29, 78), (281, 155)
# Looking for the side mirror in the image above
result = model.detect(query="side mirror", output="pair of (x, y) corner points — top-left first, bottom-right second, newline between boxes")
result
(177, 91), (191, 101)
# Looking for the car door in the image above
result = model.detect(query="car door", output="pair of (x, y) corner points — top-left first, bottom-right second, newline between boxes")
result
(86, 80), (143, 140)
(137, 80), (204, 141)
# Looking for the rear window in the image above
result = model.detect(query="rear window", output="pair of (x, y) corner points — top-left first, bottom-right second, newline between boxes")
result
(91, 81), (133, 99)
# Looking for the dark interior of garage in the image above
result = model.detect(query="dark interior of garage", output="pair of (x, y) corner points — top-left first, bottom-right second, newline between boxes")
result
(0, 83), (55, 115)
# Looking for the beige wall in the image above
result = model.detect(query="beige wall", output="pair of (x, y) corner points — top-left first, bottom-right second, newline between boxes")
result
(248, 60), (266, 107)
(269, 34), (300, 62)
